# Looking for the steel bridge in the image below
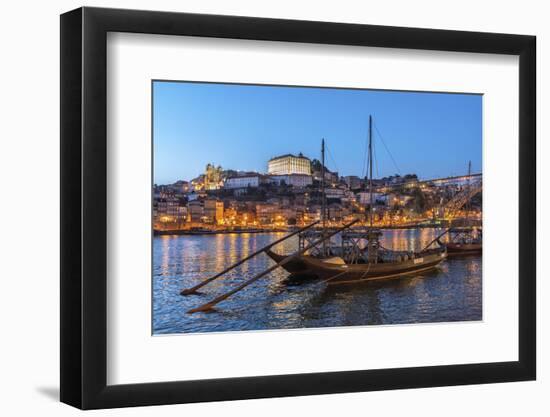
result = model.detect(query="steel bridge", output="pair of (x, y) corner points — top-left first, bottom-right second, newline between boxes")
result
(443, 180), (483, 217)
(379, 173), (482, 191)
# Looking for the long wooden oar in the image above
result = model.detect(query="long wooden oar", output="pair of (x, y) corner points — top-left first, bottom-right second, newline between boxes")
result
(187, 219), (360, 313)
(180, 221), (320, 295)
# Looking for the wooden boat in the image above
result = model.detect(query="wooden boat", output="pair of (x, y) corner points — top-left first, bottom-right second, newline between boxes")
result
(267, 247), (447, 284)
(444, 162), (482, 256)
(265, 249), (308, 273)
(444, 227), (482, 256)
(446, 242), (481, 255)
(265, 115), (447, 285)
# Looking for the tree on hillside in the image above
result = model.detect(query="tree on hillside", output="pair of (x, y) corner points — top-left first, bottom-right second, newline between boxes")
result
(411, 187), (426, 213)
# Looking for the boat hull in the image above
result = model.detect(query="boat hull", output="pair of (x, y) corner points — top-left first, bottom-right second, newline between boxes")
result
(446, 242), (482, 256)
(266, 249), (447, 284)
(265, 249), (308, 273)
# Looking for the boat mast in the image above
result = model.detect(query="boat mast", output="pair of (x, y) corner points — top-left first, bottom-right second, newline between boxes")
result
(366, 115), (379, 264)
(466, 160), (471, 225)
(321, 138), (327, 256)
(369, 115), (374, 227)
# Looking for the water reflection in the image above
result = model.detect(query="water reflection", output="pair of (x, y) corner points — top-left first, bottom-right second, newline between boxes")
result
(153, 229), (482, 334)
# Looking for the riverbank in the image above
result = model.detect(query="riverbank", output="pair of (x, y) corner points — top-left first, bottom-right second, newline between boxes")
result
(153, 222), (449, 236)
(154, 228), (289, 236)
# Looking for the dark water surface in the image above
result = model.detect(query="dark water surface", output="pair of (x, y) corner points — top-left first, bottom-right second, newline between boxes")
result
(153, 229), (482, 334)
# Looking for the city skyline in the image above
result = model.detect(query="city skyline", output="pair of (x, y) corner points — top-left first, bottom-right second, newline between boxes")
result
(153, 81), (482, 185)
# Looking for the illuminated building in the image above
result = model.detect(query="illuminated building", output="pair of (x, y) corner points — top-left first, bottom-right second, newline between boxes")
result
(268, 174), (312, 187)
(224, 174), (264, 189)
(203, 199), (224, 224)
(187, 200), (204, 223)
(255, 202), (280, 224)
(268, 153), (311, 176)
(155, 197), (186, 221)
(204, 164), (223, 190)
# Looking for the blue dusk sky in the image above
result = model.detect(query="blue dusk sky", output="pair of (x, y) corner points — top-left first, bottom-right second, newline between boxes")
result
(153, 81), (482, 185)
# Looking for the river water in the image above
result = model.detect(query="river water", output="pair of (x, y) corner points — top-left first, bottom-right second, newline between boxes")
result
(153, 228), (482, 335)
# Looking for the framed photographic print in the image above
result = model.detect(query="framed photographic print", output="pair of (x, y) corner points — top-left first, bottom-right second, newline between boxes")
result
(60, 6), (536, 409)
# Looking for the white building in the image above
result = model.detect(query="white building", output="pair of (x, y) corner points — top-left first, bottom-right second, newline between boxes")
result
(224, 175), (262, 189)
(203, 199), (224, 224)
(268, 153), (311, 175)
(268, 174), (312, 188)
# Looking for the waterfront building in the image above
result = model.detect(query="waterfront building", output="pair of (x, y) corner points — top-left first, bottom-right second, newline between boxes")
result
(203, 199), (224, 224)
(255, 202), (280, 224)
(154, 197), (187, 229)
(237, 210), (256, 226)
(223, 207), (238, 225)
(268, 173), (313, 188)
(268, 153), (311, 176)
(178, 205), (188, 217)
(187, 200), (204, 223)
(156, 197), (184, 219)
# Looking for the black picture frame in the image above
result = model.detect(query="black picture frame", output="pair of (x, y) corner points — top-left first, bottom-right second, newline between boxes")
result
(60, 6), (536, 410)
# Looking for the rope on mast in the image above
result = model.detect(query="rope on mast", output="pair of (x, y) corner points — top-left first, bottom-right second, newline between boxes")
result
(373, 120), (401, 176)
(325, 142), (340, 175)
